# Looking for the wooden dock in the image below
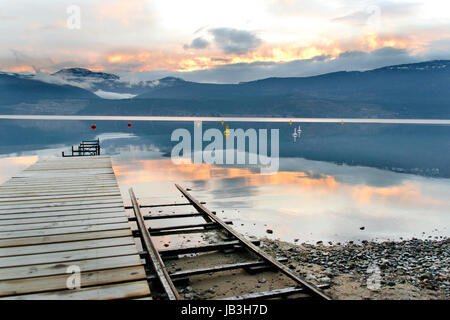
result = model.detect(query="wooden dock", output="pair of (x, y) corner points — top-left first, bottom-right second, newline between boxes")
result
(0, 155), (151, 299)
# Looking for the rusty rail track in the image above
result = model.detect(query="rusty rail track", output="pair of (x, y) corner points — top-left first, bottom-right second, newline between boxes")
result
(128, 185), (331, 300)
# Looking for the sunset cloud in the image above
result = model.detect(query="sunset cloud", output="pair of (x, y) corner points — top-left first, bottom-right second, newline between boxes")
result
(0, 0), (448, 82)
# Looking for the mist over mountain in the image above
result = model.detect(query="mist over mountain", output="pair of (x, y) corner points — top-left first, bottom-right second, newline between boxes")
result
(0, 72), (99, 114)
(0, 72), (98, 103)
(49, 70), (217, 97)
(49, 70), (202, 98)
(50, 68), (154, 97)
(1, 60), (449, 118)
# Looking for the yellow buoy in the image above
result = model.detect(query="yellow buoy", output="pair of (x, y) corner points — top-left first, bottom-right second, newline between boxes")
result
(224, 124), (230, 138)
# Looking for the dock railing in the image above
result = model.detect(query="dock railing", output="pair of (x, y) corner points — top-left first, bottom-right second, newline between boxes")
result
(62, 139), (100, 157)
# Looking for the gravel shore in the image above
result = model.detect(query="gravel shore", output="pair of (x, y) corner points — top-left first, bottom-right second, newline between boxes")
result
(261, 237), (449, 300)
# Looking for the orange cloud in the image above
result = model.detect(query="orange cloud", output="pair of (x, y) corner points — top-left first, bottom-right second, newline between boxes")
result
(6, 65), (36, 73)
(103, 44), (338, 73)
(360, 32), (409, 50)
(114, 159), (253, 183)
(351, 182), (445, 207)
(358, 31), (450, 54)
(100, 35), (423, 73)
(113, 159), (448, 214)
(113, 159), (340, 193)
(4, 32), (446, 75)
(8, 156), (38, 166)
(0, 156), (38, 184)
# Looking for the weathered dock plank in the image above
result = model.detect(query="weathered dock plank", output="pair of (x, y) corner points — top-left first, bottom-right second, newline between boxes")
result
(1, 280), (150, 300)
(0, 266), (146, 297)
(0, 156), (150, 300)
(0, 255), (143, 281)
(0, 237), (135, 257)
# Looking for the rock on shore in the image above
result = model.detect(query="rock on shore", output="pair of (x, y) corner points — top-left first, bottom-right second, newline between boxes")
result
(261, 238), (449, 300)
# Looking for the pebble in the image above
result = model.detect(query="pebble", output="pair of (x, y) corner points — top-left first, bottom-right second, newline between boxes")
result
(306, 274), (317, 281)
(262, 237), (449, 298)
(258, 278), (267, 284)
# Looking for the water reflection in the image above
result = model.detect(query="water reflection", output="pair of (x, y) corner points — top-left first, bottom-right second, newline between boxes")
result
(0, 156), (38, 183)
(0, 118), (448, 244)
(113, 156), (450, 244)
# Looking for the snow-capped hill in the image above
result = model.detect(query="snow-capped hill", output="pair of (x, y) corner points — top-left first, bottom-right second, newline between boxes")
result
(372, 60), (450, 73)
(158, 76), (185, 83)
(50, 67), (142, 96)
(147, 76), (186, 87)
(48, 68), (188, 97)
(52, 68), (120, 81)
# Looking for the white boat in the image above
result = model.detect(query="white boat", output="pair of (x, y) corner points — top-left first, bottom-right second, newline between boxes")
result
(292, 130), (298, 142)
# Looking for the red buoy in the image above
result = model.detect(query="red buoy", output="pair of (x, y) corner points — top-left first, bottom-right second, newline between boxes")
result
(127, 122), (132, 128)
(91, 124), (96, 130)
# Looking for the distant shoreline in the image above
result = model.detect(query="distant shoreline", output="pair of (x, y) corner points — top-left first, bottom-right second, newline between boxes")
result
(1, 115), (450, 125)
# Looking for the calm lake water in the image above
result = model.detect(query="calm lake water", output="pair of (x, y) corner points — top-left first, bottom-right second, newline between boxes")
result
(0, 117), (449, 244)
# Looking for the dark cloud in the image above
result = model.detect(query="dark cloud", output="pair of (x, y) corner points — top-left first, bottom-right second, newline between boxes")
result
(183, 37), (209, 50)
(338, 51), (366, 59)
(312, 55), (331, 62)
(209, 28), (262, 55)
(210, 57), (231, 62)
(371, 47), (409, 57)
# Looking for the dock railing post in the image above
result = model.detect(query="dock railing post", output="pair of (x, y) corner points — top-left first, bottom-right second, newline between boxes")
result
(62, 139), (101, 157)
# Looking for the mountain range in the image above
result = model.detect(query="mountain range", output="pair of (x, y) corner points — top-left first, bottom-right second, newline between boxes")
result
(0, 60), (449, 118)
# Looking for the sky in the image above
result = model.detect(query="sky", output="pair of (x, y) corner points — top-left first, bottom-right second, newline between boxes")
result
(1, 0), (449, 83)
